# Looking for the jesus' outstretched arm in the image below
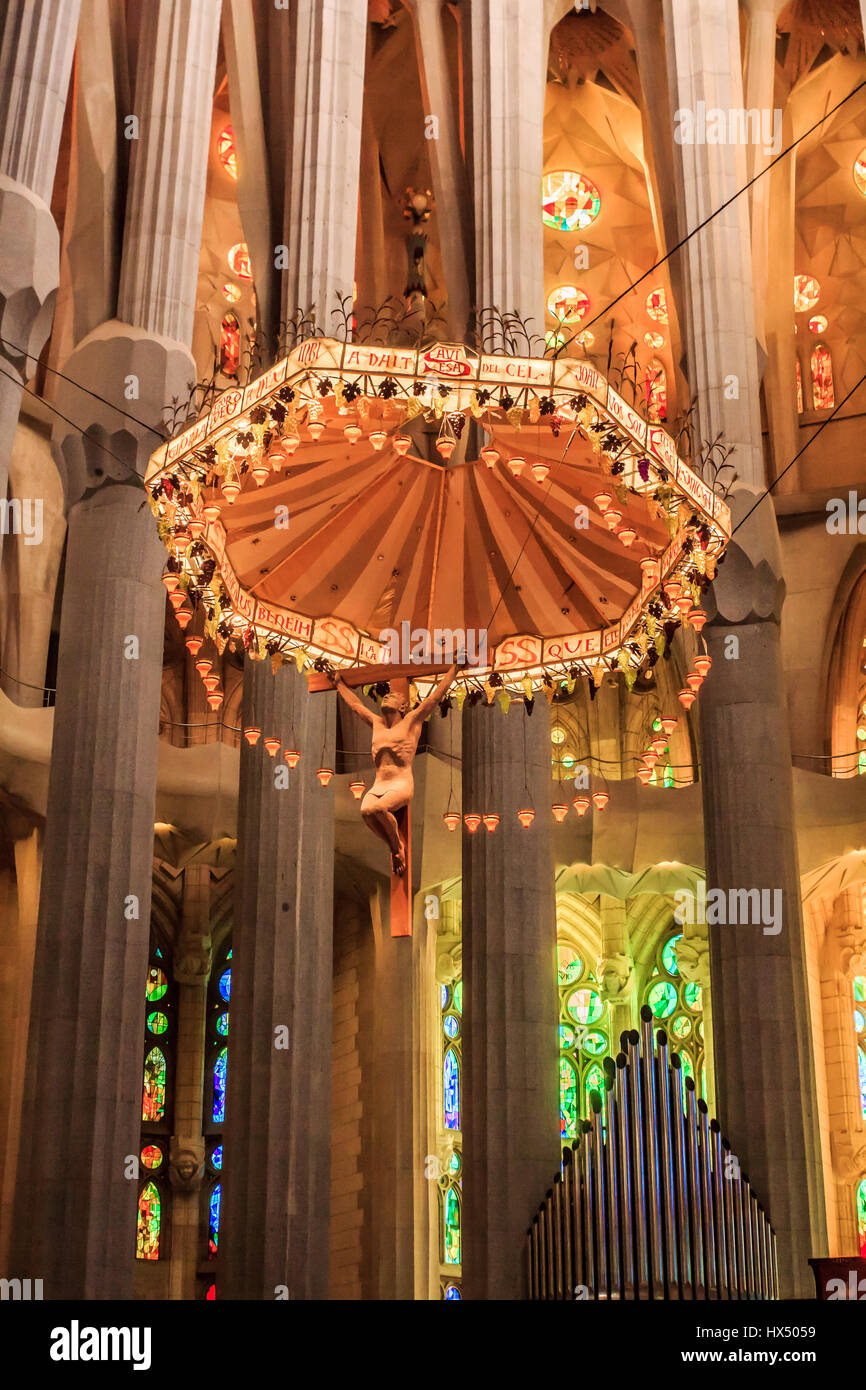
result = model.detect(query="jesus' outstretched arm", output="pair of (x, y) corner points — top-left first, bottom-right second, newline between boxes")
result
(334, 674), (377, 727)
(410, 664), (458, 724)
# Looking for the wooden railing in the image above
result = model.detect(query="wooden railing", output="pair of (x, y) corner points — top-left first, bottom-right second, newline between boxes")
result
(527, 1006), (779, 1299)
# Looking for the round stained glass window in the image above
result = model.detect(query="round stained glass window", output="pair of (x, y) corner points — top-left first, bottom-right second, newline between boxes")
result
(853, 148), (866, 197)
(808, 314), (827, 334)
(146, 968), (167, 1002)
(566, 987), (603, 1025)
(646, 287), (669, 323)
(219, 968), (231, 1003)
(546, 331), (567, 353)
(440, 984), (449, 1009)
(217, 126), (237, 180)
(647, 981), (677, 1018)
(547, 285), (590, 324)
(140, 1145), (163, 1169)
(581, 1030), (608, 1056)
(228, 242), (253, 281)
(671, 1014), (691, 1040)
(560, 1023), (576, 1048)
(223, 281), (242, 304)
(644, 330), (664, 349)
(147, 1011), (168, 1035)
(855, 1009), (866, 1033)
(557, 945), (583, 984)
(551, 726), (566, 745)
(216, 1012), (229, 1036)
(684, 981), (702, 1012)
(793, 274), (820, 312)
(449, 1150), (461, 1174)
(541, 171), (601, 231)
(454, 981), (463, 1014)
(211, 1144), (223, 1171)
(576, 330), (594, 348)
(444, 1014), (459, 1039)
(662, 935), (681, 977)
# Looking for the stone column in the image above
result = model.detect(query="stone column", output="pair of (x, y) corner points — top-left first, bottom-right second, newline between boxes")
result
(597, 895), (635, 1045)
(462, 701), (559, 1300)
(821, 889), (866, 1256)
(167, 865), (212, 1301)
(9, 0), (220, 1298)
(466, 0), (546, 334)
(221, 1), (366, 1299)
(0, 0), (80, 554)
(281, 0), (367, 328)
(665, 0), (827, 1298)
(221, 662), (336, 1299)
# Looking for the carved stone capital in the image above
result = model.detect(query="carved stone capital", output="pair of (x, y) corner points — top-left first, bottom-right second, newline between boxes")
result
(435, 933), (462, 984)
(0, 176), (60, 378)
(597, 951), (634, 1002)
(168, 1136), (205, 1192)
(677, 933), (712, 988)
(830, 1127), (866, 1183)
(52, 320), (195, 507)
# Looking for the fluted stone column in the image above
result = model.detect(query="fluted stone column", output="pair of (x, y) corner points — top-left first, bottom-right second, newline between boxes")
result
(665, 0), (827, 1296)
(598, 895), (635, 1044)
(0, 0), (80, 555)
(220, 2), (367, 1298)
(281, 0), (366, 327)
(221, 663), (336, 1299)
(462, 702), (559, 1300)
(9, 0), (220, 1297)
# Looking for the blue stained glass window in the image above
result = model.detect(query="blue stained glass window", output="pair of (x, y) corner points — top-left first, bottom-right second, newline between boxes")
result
(211, 1144), (223, 1171)
(444, 1014), (458, 1039)
(219, 968), (231, 1003)
(209, 1184), (221, 1257)
(859, 1048), (866, 1120)
(445, 1284), (462, 1299)
(213, 1047), (228, 1124)
(444, 1047), (460, 1129)
(440, 984), (449, 1009)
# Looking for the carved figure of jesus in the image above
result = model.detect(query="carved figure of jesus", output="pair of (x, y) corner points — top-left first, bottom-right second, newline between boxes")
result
(335, 665), (457, 876)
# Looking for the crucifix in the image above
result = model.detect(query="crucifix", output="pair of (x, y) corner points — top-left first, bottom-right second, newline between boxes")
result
(307, 661), (458, 936)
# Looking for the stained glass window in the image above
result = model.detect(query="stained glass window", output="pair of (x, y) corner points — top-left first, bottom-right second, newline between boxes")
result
(796, 357), (803, 414)
(219, 313), (240, 378)
(853, 148), (866, 198)
(541, 171), (601, 231)
(137, 946), (173, 1260)
(557, 943), (610, 1140)
(643, 928), (706, 1100)
(854, 977), (866, 1120)
(223, 281), (242, 304)
(644, 330), (664, 350)
(227, 242), (252, 281)
(646, 287), (669, 324)
(136, 1181), (161, 1261)
(204, 945), (232, 1277)
(547, 285), (590, 324)
(217, 126), (237, 180)
(645, 359), (667, 422)
(438, 970), (463, 1297)
(793, 274), (820, 313)
(810, 344), (834, 410)
(858, 1177), (866, 1258)
(808, 315), (827, 334)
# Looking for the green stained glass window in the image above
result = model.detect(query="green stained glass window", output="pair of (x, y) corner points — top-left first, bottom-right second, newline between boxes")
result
(647, 981), (677, 1019)
(684, 982), (702, 1012)
(147, 1010), (168, 1035)
(146, 968), (167, 1002)
(557, 944), (583, 984)
(560, 1023), (575, 1048)
(213, 1047), (228, 1124)
(854, 1009), (865, 1034)
(567, 987), (602, 1025)
(680, 1052), (695, 1087)
(560, 1057), (577, 1140)
(663, 765), (674, 789)
(454, 981), (463, 1014)
(581, 1030), (607, 1056)
(136, 1181), (161, 1260)
(584, 1064), (605, 1111)
(854, 977), (866, 1003)
(671, 1014), (691, 1040)
(140, 1144), (163, 1170)
(443, 1188), (461, 1264)
(216, 1012), (229, 1036)
(142, 1047), (166, 1122)
(662, 935), (681, 977)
